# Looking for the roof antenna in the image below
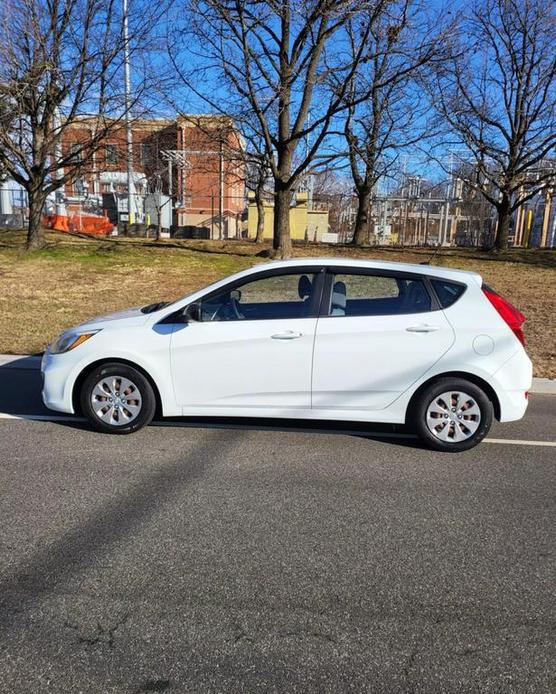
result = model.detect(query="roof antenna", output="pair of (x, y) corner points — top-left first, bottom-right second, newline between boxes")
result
(420, 243), (441, 265)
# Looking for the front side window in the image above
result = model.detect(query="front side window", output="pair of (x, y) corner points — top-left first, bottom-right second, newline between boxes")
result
(198, 272), (318, 322)
(326, 272), (432, 317)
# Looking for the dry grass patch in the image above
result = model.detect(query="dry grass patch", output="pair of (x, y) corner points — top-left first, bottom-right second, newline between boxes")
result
(0, 230), (554, 377)
(0, 232), (255, 355)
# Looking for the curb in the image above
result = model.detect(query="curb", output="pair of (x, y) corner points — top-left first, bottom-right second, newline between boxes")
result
(0, 353), (554, 394)
(530, 378), (556, 395)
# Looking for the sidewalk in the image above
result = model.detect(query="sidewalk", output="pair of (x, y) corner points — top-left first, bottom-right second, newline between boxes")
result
(1, 353), (554, 394)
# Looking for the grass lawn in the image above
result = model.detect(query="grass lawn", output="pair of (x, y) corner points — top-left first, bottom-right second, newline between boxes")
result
(1, 229), (555, 378)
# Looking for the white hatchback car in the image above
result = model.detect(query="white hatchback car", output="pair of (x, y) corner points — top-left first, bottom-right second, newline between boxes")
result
(42, 258), (532, 451)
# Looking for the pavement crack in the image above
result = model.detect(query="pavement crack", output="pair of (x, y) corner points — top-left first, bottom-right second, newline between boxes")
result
(279, 629), (337, 644)
(134, 679), (171, 693)
(64, 612), (130, 649)
(233, 626), (254, 644)
(402, 644), (419, 694)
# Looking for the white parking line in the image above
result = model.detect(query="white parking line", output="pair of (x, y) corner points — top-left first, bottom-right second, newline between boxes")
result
(0, 412), (84, 422)
(483, 438), (556, 447)
(0, 411), (555, 447)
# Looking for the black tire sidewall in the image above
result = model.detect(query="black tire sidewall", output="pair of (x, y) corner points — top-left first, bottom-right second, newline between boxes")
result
(414, 379), (493, 452)
(80, 363), (156, 434)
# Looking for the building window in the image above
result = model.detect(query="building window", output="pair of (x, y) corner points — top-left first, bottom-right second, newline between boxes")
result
(140, 143), (154, 166)
(69, 143), (82, 163)
(105, 144), (118, 165)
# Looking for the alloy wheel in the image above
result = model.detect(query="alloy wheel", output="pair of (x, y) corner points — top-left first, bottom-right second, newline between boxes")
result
(90, 375), (143, 426)
(425, 390), (481, 443)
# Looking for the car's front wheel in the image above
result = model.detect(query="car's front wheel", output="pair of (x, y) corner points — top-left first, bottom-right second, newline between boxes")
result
(413, 378), (493, 452)
(80, 363), (156, 434)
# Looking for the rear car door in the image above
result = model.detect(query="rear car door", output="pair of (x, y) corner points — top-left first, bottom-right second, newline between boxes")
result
(311, 269), (455, 411)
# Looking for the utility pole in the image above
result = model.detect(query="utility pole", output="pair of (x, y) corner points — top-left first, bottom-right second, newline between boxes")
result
(219, 141), (224, 240)
(123, 0), (136, 227)
(444, 153), (454, 245)
(53, 106), (66, 216)
(443, 198), (450, 245)
(305, 109), (314, 209)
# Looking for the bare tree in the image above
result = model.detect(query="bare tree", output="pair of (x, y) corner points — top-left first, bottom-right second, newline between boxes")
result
(245, 152), (271, 243)
(430, 0), (556, 250)
(343, 0), (450, 246)
(170, 0), (385, 257)
(0, 0), (160, 249)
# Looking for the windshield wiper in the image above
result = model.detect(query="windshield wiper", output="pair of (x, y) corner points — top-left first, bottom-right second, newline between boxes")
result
(141, 301), (170, 314)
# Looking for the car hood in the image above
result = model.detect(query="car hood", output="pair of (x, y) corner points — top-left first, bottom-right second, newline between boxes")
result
(77, 306), (151, 329)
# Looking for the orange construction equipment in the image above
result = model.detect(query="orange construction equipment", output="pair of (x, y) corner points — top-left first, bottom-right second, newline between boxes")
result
(43, 212), (114, 236)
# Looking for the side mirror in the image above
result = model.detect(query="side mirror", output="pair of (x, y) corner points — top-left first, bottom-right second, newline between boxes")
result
(183, 302), (201, 322)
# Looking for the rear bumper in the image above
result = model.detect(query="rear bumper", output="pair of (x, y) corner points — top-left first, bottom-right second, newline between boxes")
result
(491, 348), (533, 422)
(496, 388), (530, 422)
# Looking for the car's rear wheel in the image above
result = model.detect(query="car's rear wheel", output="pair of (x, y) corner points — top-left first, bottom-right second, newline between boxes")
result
(413, 378), (493, 452)
(80, 363), (156, 434)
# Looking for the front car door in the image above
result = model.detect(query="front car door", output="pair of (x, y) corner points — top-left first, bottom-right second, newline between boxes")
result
(169, 268), (324, 414)
(311, 268), (455, 413)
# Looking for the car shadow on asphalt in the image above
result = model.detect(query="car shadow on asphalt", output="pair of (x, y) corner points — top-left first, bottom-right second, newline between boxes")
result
(0, 356), (48, 415)
(45, 414), (426, 449)
(152, 416), (427, 449)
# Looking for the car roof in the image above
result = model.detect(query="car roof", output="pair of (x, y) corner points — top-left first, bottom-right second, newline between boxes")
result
(251, 257), (482, 285)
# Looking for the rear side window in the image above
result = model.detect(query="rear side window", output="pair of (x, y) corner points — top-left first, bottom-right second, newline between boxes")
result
(431, 279), (466, 308)
(326, 273), (432, 316)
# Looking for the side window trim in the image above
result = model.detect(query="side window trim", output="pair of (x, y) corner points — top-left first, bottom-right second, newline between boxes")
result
(318, 267), (441, 318)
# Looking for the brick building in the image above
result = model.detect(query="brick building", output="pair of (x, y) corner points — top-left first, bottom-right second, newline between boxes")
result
(60, 114), (245, 236)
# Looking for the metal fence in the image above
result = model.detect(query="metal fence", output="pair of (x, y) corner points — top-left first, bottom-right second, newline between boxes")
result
(2, 187), (555, 249)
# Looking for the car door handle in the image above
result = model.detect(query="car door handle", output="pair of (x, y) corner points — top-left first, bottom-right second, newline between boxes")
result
(406, 324), (440, 333)
(271, 331), (303, 340)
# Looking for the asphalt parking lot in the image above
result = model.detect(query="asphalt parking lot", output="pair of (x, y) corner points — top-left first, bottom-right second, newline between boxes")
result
(0, 359), (554, 693)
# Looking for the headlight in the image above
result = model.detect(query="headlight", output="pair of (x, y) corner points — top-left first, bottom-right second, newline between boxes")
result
(50, 330), (101, 354)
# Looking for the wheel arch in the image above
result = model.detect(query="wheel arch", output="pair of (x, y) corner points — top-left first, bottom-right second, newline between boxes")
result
(72, 358), (163, 417)
(406, 371), (501, 422)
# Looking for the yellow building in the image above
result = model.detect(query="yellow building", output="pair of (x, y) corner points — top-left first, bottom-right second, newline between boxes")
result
(247, 192), (329, 241)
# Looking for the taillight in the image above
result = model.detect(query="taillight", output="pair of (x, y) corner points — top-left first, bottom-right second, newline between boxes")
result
(482, 285), (526, 346)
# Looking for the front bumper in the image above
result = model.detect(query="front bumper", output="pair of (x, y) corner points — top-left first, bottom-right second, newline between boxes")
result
(41, 351), (75, 414)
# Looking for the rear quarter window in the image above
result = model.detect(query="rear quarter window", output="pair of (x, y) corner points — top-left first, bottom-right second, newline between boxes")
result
(431, 279), (466, 308)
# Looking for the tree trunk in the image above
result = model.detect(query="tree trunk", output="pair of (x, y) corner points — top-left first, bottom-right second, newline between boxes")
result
(156, 206), (162, 241)
(26, 190), (46, 250)
(351, 187), (372, 246)
(495, 194), (511, 250)
(255, 190), (265, 243)
(273, 183), (292, 258)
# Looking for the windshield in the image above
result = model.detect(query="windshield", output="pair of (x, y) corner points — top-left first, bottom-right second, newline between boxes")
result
(149, 269), (260, 315)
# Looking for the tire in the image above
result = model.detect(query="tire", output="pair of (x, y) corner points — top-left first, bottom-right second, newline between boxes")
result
(412, 378), (493, 452)
(80, 363), (156, 434)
